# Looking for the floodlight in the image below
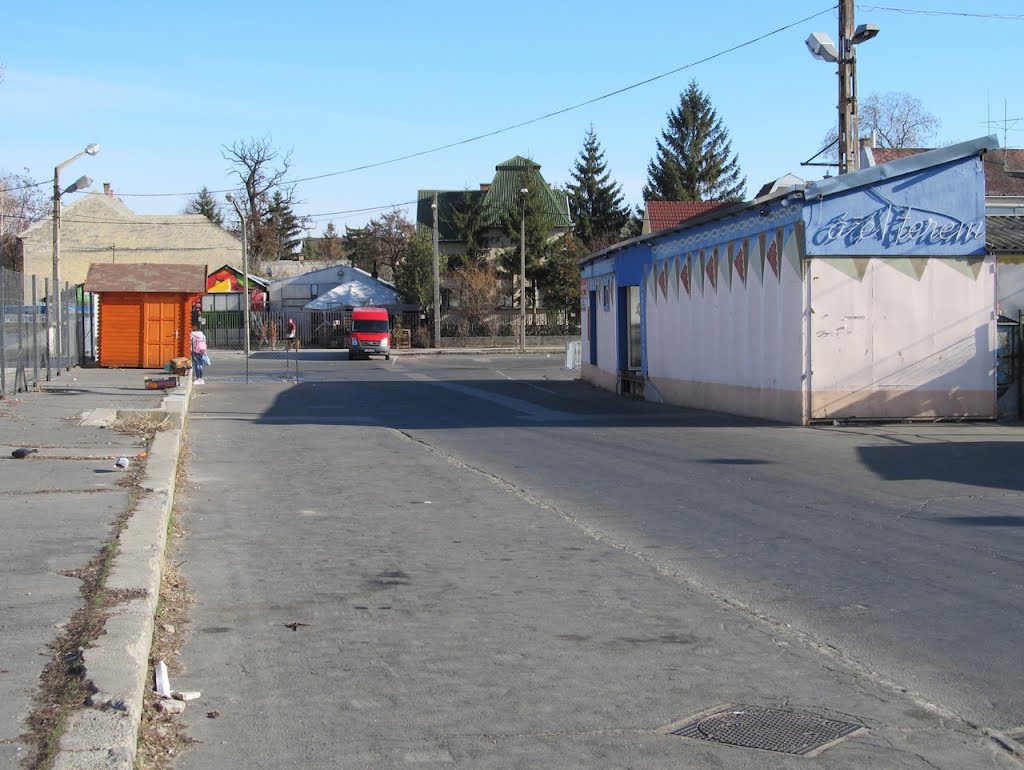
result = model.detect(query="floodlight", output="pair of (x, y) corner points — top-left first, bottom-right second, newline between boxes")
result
(852, 23), (880, 45)
(62, 175), (92, 195)
(805, 32), (838, 63)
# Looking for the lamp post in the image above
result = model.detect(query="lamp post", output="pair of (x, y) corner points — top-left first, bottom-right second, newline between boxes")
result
(52, 143), (99, 375)
(519, 187), (528, 352)
(431, 192), (441, 347)
(806, 0), (878, 174)
(225, 193), (251, 383)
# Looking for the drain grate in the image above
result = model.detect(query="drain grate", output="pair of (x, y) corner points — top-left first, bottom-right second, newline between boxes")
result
(667, 705), (865, 757)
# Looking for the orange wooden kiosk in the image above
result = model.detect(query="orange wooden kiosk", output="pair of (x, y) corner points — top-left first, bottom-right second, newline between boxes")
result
(84, 264), (206, 369)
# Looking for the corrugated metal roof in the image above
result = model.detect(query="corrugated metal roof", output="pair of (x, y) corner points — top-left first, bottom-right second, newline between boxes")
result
(987, 216), (1024, 253)
(480, 156), (571, 229)
(84, 263), (207, 293)
(416, 156), (571, 241)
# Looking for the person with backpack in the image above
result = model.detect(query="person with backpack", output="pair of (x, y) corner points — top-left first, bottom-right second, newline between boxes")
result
(190, 328), (209, 385)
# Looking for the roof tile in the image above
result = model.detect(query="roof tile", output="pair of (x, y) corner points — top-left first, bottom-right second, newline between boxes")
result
(646, 201), (732, 232)
(84, 263), (207, 293)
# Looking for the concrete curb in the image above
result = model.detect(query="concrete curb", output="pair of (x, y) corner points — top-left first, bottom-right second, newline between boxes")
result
(52, 393), (188, 769)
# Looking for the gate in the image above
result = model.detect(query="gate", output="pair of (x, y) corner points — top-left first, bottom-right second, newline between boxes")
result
(996, 314), (1021, 419)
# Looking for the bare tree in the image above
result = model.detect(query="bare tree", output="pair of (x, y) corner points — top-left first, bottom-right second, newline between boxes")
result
(369, 210), (414, 283)
(222, 136), (294, 268)
(1, 170), (49, 269)
(816, 91), (940, 162)
(450, 264), (502, 336)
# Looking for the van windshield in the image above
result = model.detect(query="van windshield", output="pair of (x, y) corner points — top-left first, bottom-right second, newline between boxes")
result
(352, 319), (389, 333)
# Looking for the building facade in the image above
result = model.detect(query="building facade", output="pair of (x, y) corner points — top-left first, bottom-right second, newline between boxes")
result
(581, 137), (997, 424)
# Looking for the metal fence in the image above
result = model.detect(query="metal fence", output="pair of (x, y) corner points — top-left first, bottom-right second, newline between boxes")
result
(0, 266), (93, 396)
(194, 304), (422, 382)
(439, 307), (581, 339)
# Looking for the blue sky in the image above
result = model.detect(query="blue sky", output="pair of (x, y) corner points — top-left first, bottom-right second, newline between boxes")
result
(2, 1), (1021, 235)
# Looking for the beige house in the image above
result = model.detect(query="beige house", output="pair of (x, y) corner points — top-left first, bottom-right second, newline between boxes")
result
(16, 186), (241, 288)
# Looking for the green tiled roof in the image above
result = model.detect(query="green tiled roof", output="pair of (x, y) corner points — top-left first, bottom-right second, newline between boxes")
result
(417, 156), (571, 242)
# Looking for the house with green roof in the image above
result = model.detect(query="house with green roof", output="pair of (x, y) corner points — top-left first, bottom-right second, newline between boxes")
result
(416, 156), (572, 258)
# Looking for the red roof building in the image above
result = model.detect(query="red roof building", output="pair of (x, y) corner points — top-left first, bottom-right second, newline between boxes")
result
(641, 201), (733, 234)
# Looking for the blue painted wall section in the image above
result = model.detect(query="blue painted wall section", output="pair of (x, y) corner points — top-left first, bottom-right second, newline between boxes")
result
(803, 155), (986, 257)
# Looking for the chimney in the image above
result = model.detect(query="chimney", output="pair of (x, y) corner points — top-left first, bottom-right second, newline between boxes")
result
(479, 183), (491, 192)
(103, 183), (114, 197)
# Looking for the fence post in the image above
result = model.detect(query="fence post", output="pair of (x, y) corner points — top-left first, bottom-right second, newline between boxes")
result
(1, 267), (7, 395)
(32, 277), (40, 388)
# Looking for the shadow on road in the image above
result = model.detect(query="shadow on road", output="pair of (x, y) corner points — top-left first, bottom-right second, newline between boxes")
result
(858, 442), (1024, 493)
(244, 378), (783, 431)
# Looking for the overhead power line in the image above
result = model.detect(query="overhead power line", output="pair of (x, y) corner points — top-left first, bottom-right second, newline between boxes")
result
(97, 6), (837, 200)
(858, 5), (1024, 20)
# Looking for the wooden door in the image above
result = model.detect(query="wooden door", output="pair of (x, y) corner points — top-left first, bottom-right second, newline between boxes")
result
(143, 294), (181, 368)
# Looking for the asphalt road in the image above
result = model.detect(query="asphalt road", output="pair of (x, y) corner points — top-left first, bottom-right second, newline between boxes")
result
(381, 356), (1024, 730)
(171, 352), (1023, 767)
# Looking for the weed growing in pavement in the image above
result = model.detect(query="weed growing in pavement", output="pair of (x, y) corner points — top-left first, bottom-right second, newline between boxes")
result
(137, 438), (196, 768)
(19, 504), (147, 770)
(110, 411), (171, 440)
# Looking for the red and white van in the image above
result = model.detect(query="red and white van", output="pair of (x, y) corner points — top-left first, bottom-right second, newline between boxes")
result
(349, 307), (391, 360)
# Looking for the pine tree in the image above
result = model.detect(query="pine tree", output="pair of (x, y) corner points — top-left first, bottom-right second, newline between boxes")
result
(643, 80), (746, 202)
(319, 221), (344, 262)
(183, 186), (224, 226)
(541, 233), (586, 316)
(566, 126), (629, 251)
(344, 225), (377, 275)
(396, 226), (445, 310)
(264, 190), (303, 259)
(450, 191), (487, 269)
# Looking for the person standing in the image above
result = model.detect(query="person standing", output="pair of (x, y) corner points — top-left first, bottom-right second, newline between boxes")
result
(284, 318), (299, 352)
(190, 328), (208, 385)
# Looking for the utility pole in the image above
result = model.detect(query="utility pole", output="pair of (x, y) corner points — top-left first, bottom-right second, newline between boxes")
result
(838, 0), (858, 174)
(431, 192), (440, 347)
(519, 188), (528, 353)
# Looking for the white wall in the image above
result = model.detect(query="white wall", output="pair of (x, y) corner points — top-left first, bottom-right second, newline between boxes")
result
(809, 256), (995, 419)
(997, 258), (1024, 319)
(644, 227), (805, 421)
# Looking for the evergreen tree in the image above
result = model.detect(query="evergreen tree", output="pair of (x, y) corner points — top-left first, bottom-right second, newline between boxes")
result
(264, 190), (303, 259)
(344, 225), (377, 275)
(396, 226), (445, 311)
(566, 126), (629, 251)
(319, 221), (344, 262)
(643, 80), (746, 202)
(450, 191), (488, 269)
(541, 233), (585, 317)
(183, 186), (224, 226)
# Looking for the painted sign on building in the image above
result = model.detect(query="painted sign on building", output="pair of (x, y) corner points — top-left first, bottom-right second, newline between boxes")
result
(803, 152), (987, 258)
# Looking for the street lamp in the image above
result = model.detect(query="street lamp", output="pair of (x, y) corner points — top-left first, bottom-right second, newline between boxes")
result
(519, 187), (528, 353)
(806, 0), (878, 174)
(431, 193), (441, 347)
(52, 143), (99, 376)
(225, 193), (251, 382)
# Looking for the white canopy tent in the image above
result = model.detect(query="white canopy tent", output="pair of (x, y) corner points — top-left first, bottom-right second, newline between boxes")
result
(303, 280), (400, 311)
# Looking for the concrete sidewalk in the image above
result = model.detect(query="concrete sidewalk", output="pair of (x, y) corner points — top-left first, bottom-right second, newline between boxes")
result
(0, 367), (189, 769)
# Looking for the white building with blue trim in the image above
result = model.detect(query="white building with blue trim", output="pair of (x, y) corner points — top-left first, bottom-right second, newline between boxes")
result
(580, 136), (998, 424)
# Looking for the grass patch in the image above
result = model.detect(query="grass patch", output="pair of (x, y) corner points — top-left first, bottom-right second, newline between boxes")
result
(20, 504), (145, 770)
(111, 412), (172, 440)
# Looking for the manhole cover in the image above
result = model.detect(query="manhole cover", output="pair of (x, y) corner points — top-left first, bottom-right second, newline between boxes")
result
(667, 705), (865, 757)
